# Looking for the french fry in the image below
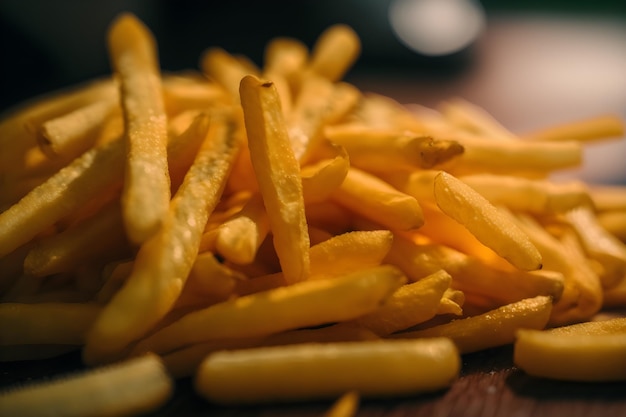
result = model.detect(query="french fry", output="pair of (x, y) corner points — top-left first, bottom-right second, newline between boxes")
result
(84, 113), (241, 364)
(523, 114), (625, 142)
(195, 338), (459, 404)
(325, 127), (464, 172)
(201, 47), (258, 102)
(132, 265), (405, 356)
(0, 354), (173, 417)
(0, 303), (100, 346)
(324, 391), (360, 417)
(433, 171), (543, 271)
(514, 318), (626, 381)
(438, 97), (518, 140)
(306, 24), (361, 83)
(331, 167), (424, 231)
(239, 75), (311, 283)
(107, 13), (172, 244)
(263, 37), (309, 82)
(588, 185), (626, 212)
(351, 269), (452, 335)
(394, 296), (553, 354)
(301, 141), (350, 204)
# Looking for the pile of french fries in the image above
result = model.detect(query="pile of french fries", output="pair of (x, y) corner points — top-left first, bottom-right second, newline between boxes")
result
(1, 12), (626, 416)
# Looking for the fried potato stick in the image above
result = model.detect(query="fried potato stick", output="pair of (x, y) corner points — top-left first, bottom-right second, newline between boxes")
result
(107, 13), (171, 244)
(239, 75), (310, 283)
(395, 295), (553, 354)
(132, 265), (405, 356)
(523, 114), (625, 142)
(433, 171), (542, 271)
(84, 114), (241, 364)
(194, 338), (459, 404)
(0, 354), (173, 417)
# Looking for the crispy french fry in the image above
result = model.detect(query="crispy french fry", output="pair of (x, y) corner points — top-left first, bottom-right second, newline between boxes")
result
(194, 338), (459, 404)
(439, 97), (517, 140)
(351, 269), (452, 335)
(201, 47), (258, 101)
(132, 265), (405, 356)
(0, 354), (173, 417)
(301, 141), (350, 204)
(433, 171), (542, 271)
(84, 114), (241, 364)
(0, 302), (100, 346)
(514, 318), (626, 381)
(523, 114), (625, 142)
(263, 37), (309, 80)
(395, 296), (553, 354)
(331, 167), (424, 231)
(239, 75), (310, 283)
(325, 127), (463, 172)
(108, 13), (172, 244)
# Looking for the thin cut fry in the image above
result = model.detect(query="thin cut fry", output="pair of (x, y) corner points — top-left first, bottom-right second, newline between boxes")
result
(523, 114), (625, 142)
(239, 75), (310, 283)
(194, 339), (459, 404)
(433, 171), (542, 271)
(307, 24), (361, 82)
(107, 13), (171, 244)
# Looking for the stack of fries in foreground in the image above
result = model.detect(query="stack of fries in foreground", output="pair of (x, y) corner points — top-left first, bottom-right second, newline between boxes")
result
(1, 12), (626, 416)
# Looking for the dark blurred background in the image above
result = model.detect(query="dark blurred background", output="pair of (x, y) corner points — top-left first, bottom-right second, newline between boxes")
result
(1, 0), (625, 184)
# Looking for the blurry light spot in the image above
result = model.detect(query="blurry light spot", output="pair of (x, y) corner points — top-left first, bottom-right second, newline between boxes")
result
(388, 0), (486, 56)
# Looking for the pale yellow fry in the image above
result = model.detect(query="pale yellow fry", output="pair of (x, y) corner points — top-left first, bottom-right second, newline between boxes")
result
(439, 97), (517, 140)
(523, 114), (625, 142)
(162, 74), (228, 115)
(132, 265), (406, 356)
(39, 96), (119, 160)
(395, 295), (553, 354)
(23, 201), (129, 277)
(566, 206), (626, 288)
(0, 78), (116, 174)
(301, 142), (350, 204)
(351, 269), (452, 335)
(263, 37), (309, 79)
(239, 75), (310, 283)
(332, 167), (424, 231)
(513, 213), (603, 325)
(309, 230), (394, 279)
(437, 289), (465, 316)
(307, 24), (361, 82)
(588, 185), (626, 212)
(514, 319), (626, 382)
(449, 137), (582, 174)
(163, 323), (378, 379)
(0, 303), (100, 345)
(597, 211), (626, 243)
(325, 127), (464, 172)
(194, 338), (459, 404)
(108, 13), (171, 244)
(215, 193), (269, 265)
(201, 47), (258, 101)
(0, 354), (173, 417)
(353, 93), (427, 132)
(433, 171), (542, 271)
(459, 174), (592, 214)
(324, 391), (360, 417)
(84, 115), (240, 365)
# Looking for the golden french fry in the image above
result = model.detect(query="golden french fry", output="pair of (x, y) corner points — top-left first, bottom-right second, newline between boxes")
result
(331, 167), (424, 231)
(301, 141), (350, 204)
(597, 211), (626, 243)
(194, 338), (459, 404)
(307, 24), (361, 82)
(107, 13), (171, 244)
(588, 185), (626, 212)
(514, 318), (626, 381)
(351, 269), (452, 335)
(523, 114), (625, 142)
(433, 171), (542, 271)
(84, 114), (241, 364)
(439, 97), (517, 140)
(23, 201), (129, 277)
(239, 75), (310, 283)
(395, 296), (553, 354)
(325, 127), (463, 173)
(263, 37), (309, 79)
(324, 391), (360, 417)
(201, 47), (258, 101)
(39, 96), (119, 160)
(132, 265), (405, 356)
(0, 302), (100, 346)
(0, 354), (173, 417)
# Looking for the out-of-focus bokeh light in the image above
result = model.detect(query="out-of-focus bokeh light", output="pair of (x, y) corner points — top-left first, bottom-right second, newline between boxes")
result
(388, 0), (486, 56)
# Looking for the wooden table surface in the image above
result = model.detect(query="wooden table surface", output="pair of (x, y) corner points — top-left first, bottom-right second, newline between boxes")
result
(2, 344), (625, 417)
